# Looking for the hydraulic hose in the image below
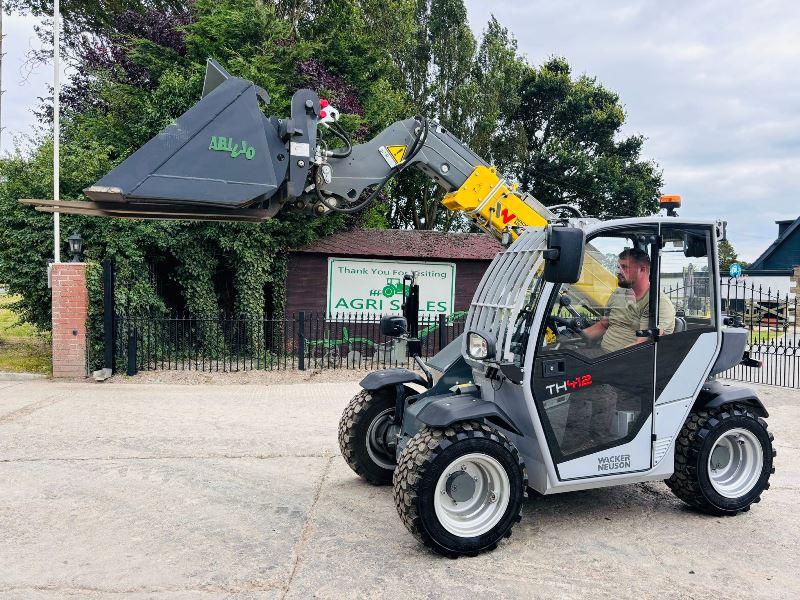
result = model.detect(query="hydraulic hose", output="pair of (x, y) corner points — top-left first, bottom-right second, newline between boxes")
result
(317, 116), (429, 214)
(325, 122), (352, 159)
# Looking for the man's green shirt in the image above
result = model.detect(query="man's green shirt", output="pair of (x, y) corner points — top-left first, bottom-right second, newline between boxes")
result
(600, 288), (676, 353)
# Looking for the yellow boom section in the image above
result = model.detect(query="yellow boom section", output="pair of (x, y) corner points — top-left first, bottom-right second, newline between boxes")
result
(442, 166), (548, 240)
(442, 165), (618, 307)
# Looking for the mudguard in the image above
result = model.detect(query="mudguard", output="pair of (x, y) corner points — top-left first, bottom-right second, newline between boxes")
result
(416, 393), (522, 435)
(359, 368), (429, 391)
(708, 328), (748, 376)
(693, 380), (769, 417)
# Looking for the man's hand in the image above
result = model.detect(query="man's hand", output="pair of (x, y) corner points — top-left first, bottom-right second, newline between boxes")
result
(633, 328), (664, 345)
(581, 316), (609, 342)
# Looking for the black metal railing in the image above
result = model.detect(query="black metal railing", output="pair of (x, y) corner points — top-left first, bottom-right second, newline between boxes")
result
(663, 278), (797, 387)
(716, 280), (798, 388)
(113, 311), (468, 373)
(107, 275), (797, 387)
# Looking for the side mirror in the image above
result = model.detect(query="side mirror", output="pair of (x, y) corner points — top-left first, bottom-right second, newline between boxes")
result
(380, 315), (407, 337)
(684, 233), (708, 258)
(543, 226), (585, 284)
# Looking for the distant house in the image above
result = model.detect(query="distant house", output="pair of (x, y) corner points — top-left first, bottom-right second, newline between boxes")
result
(743, 217), (800, 296)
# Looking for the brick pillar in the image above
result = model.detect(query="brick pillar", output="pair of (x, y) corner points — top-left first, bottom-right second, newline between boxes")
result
(51, 263), (88, 378)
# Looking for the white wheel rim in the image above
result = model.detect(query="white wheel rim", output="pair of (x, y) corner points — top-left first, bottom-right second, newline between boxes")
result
(708, 428), (764, 498)
(434, 453), (510, 538)
(365, 408), (395, 470)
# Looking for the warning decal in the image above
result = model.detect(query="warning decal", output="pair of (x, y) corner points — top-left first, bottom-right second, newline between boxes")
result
(379, 144), (407, 167)
(387, 145), (406, 163)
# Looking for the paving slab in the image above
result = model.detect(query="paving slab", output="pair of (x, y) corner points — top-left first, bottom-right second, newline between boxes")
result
(285, 462), (799, 599)
(0, 381), (358, 460)
(0, 456), (326, 598)
(0, 378), (797, 599)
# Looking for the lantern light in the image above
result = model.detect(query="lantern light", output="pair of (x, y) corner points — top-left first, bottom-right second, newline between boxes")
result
(68, 232), (84, 262)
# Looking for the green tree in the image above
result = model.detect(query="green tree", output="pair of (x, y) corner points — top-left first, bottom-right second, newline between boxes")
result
(510, 57), (662, 218)
(0, 0), (350, 331)
(389, 0), (479, 231)
(2, 0), (665, 338)
(718, 238), (747, 272)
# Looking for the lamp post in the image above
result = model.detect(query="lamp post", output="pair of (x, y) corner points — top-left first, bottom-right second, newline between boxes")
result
(67, 233), (83, 262)
(53, 0), (60, 263)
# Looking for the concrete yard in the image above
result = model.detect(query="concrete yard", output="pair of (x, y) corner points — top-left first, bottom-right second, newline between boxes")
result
(0, 377), (798, 599)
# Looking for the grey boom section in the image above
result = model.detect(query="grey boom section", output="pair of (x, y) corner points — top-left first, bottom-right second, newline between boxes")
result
(319, 119), (488, 202)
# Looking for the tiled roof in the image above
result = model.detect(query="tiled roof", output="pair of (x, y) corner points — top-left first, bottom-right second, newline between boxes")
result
(293, 228), (502, 260)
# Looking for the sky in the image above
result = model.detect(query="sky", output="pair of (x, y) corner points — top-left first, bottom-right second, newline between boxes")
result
(465, 0), (800, 261)
(1, 12), (57, 151)
(2, 2), (799, 261)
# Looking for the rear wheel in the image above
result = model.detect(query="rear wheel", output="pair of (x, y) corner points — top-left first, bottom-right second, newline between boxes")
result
(338, 389), (399, 485)
(666, 404), (775, 515)
(393, 421), (526, 557)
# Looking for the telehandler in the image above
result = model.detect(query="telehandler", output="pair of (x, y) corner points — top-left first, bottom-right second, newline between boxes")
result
(25, 60), (774, 557)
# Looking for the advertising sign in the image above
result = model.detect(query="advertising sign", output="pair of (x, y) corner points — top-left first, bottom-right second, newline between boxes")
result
(327, 258), (456, 320)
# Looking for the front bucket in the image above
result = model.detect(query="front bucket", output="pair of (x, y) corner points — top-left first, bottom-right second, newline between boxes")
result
(84, 61), (287, 211)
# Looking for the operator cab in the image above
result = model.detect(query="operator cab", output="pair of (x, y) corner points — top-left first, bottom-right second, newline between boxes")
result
(532, 220), (718, 474)
(464, 216), (727, 487)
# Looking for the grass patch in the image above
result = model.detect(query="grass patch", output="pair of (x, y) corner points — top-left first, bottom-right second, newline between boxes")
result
(748, 328), (785, 344)
(0, 294), (51, 374)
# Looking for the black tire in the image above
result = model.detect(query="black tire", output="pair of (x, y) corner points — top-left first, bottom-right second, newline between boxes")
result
(666, 403), (776, 516)
(338, 389), (398, 485)
(393, 421), (526, 558)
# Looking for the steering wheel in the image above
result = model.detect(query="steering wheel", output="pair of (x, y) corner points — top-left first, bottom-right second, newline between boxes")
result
(547, 315), (590, 346)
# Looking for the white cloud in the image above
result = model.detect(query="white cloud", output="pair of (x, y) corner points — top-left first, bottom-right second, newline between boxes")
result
(466, 0), (800, 261)
(2, 14), (50, 152)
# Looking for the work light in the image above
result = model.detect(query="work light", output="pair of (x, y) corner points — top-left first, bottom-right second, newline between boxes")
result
(467, 331), (495, 360)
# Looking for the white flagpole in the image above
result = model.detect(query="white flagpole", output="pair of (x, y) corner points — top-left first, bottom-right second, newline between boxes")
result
(53, 0), (60, 262)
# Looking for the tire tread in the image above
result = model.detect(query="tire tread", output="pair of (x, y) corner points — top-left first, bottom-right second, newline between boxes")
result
(666, 403), (774, 515)
(392, 420), (527, 558)
(338, 389), (393, 485)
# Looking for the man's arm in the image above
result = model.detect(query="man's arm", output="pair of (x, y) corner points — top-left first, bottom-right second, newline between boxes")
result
(658, 294), (676, 335)
(582, 317), (609, 342)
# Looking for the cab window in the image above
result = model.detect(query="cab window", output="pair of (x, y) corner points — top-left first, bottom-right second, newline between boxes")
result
(541, 228), (672, 358)
(659, 227), (715, 331)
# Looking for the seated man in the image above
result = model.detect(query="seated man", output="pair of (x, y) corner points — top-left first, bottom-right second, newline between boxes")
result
(559, 248), (675, 454)
(583, 247), (675, 351)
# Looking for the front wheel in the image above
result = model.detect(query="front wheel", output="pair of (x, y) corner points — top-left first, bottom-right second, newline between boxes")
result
(393, 421), (526, 557)
(338, 389), (398, 485)
(666, 404), (775, 515)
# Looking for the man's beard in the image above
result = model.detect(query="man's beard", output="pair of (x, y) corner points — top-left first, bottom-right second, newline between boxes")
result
(617, 275), (632, 289)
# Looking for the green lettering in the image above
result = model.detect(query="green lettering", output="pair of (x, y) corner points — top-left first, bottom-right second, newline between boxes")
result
(334, 297), (349, 309)
(366, 299), (378, 310)
(209, 136), (256, 159)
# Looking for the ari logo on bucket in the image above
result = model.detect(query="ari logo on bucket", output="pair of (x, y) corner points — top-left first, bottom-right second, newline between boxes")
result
(209, 136), (256, 160)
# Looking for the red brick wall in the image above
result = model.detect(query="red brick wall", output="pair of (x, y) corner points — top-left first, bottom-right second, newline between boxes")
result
(285, 253), (492, 316)
(51, 263), (88, 378)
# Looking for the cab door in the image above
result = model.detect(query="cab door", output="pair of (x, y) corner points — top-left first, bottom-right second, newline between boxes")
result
(531, 225), (660, 481)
